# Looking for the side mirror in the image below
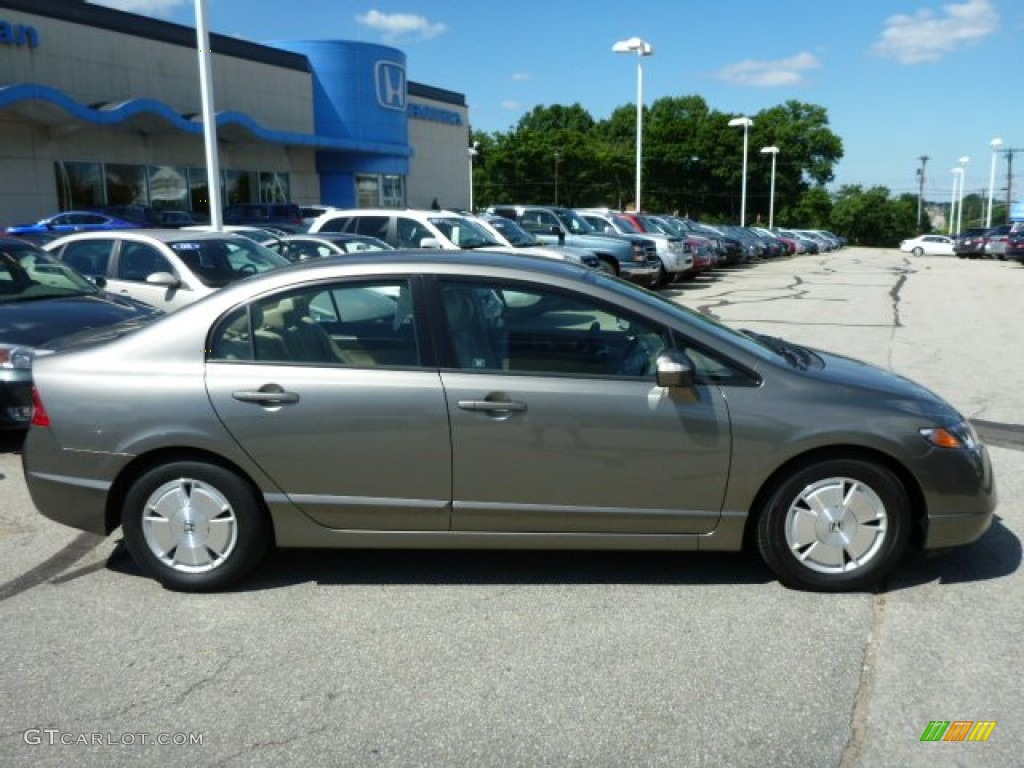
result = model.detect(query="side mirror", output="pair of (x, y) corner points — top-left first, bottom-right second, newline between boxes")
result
(146, 272), (180, 288)
(655, 351), (695, 389)
(550, 225), (566, 245)
(418, 237), (442, 249)
(91, 275), (107, 289)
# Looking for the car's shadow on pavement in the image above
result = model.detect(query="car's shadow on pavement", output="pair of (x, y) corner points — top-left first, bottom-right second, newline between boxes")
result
(100, 516), (1020, 593)
(0, 432), (25, 455)
(887, 515), (1021, 591)
(105, 544), (776, 590)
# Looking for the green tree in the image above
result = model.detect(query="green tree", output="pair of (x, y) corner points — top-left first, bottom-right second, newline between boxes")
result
(829, 185), (917, 246)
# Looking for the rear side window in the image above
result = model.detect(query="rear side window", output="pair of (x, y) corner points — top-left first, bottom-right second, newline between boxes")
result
(57, 240), (114, 277)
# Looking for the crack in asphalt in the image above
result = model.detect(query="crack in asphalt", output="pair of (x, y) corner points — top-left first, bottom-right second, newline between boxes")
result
(840, 593), (888, 768)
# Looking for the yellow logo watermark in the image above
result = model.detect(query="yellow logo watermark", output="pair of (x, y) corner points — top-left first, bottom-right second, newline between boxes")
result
(920, 721), (997, 742)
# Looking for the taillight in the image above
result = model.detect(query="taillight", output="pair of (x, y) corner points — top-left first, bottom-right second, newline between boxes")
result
(31, 386), (50, 427)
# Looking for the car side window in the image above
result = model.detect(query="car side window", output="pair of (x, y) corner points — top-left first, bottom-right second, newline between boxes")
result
(117, 242), (174, 282)
(351, 216), (390, 241)
(57, 240), (114, 277)
(396, 217), (430, 248)
(208, 279), (419, 368)
(316, 216), (351, 234)
(438, 279), (670, 378)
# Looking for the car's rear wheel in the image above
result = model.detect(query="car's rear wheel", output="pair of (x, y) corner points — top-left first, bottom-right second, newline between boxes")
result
(912, 246), (924, 257)
(756, 458), (910, 592)
(122, 461), (270, 592)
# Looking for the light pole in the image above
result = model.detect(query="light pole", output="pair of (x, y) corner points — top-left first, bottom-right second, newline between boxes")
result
(957, 156), (969, 234)
(728, 116), (754, 226)
(949, 168), (963, 235)
(612, 37), (654, 212)
(986, 137), (1003, 227)
(467, 141), (479, 212)
(760, 145), (779, 229)
(194, 0), (222, 229)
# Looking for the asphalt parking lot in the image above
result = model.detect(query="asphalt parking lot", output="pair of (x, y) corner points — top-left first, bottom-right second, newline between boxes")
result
(1, 247), (1021, 767)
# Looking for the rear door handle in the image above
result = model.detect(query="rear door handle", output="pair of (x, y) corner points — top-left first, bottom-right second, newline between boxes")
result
(457, 399), (527, 413)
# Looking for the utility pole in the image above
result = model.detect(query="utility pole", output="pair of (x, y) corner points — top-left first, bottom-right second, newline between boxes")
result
(916, 155), (929, 231)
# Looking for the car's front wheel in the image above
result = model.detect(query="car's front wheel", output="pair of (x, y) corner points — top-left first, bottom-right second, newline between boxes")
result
(122, 461), (270, 592)
(756, 458), (910, 592)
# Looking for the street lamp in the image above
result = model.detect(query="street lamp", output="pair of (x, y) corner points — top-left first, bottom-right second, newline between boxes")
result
(728, 116), (754, 226)
(957, 156), (969, 234)
(760, 145), (779, 229)
(949, 167), (963, 235)
(612, 37), (654, 212)
(986, 137), (1003, 227)
(467, 141), (479, 212)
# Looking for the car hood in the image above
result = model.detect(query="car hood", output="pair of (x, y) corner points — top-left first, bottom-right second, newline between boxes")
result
(0, 293), (161, 347)
(805, 347), (957, 419)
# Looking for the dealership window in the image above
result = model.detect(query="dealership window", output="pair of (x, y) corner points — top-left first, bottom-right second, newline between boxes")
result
(356, 174), (405, 209)
(148, 166), (188, 211)
(53, 162), (290, 213)
(259, 172), (290, 203)
(105, 164), (148, 206)
(54, 161), (103, 211)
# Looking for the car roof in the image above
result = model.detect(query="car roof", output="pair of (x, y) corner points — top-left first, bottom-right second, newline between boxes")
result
(44, 229), (260, 244)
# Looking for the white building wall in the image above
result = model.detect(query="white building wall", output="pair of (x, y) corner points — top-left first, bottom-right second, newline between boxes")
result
(406, 97), (471, 211)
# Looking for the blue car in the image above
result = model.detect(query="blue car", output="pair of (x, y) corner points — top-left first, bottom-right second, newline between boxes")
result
(5, 211), (144, 238)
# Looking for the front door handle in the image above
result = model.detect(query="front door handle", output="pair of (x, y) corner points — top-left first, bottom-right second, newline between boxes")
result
(232, 388), (300, 405)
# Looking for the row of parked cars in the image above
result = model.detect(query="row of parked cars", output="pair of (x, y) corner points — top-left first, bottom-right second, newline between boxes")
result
(899, 223), (1024, 261)
(4, 206), (995, 595)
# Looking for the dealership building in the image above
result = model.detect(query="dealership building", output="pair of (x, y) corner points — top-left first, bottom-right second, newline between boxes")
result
(0, 0), (472, 227)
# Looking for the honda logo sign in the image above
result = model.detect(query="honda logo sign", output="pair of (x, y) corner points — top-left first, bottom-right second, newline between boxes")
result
(375, 61), (406, 111)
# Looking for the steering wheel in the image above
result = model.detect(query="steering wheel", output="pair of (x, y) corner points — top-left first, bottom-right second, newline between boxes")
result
(236, 264), (258, 277)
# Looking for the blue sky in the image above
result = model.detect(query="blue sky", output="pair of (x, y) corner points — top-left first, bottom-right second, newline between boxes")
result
(94, 0), (1022, 201)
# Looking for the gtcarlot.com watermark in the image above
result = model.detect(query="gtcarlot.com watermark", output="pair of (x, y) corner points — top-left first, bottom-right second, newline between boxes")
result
(23, 729), (204, 747)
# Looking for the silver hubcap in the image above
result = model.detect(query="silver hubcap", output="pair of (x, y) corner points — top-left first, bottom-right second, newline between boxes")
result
(784, 477), (888, 574)
(141, 478), (238, 573)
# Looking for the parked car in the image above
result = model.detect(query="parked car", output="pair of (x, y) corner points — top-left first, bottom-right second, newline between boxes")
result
(953, 228), (988, 259)
(899, 234), (955, 257)
(472, 215), (601, 269)
(576, 209), (692, 287)
(44, 230), (289, 312)
(5, 211), (144, 237)
(982, 225), (1012, 260)
(299, 205), (339, 231)
(264, 233), (393, 263)
(22, 251), (995, 593)
(223, 203), (305, 233)
(1005, 223), (1024, 262)
(0, 237), (160, 430)
(310, 208), (514, 251)
(486, 205), (660, 285)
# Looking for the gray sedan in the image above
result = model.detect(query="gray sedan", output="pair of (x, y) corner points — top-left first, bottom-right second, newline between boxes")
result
(22, 252), (995, 592)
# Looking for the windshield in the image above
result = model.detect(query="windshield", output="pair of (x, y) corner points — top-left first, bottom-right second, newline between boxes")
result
(168, 237), (289, 288)
(0, 242), (100, 302)
(555, 209), (598, 235)
(486, 217), (537, 246)
(428, 217), (501, 249)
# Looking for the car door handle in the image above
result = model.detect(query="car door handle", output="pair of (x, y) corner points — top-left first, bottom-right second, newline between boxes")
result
(232, 389), (300, 405)
(457, 399), (527, 413)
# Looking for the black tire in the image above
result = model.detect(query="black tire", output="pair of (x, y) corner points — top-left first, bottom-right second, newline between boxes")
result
(596, 258), (617, 276)
(653, 259), (669, 289)
(756, 459), (910, 592)
(122, 461), (270, 592)
(912, 247), (923, 257)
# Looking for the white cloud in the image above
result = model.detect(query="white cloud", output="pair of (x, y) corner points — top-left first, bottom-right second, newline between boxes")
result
(872, 0), (998, 64)
(511, 72), (532, 82)
(89, 0), (187, 15)
(716, 52), (821, 87)
(355, 10), (446, 42)
(501, 100), (523, 111)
